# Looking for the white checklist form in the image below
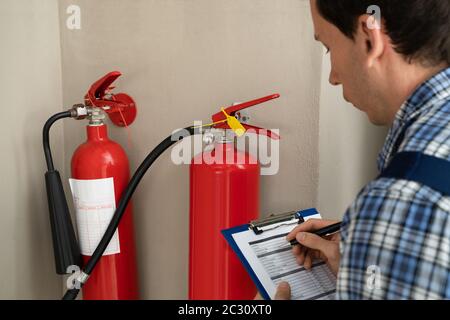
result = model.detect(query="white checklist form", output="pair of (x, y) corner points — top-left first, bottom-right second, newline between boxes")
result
(222, 210), (336, 300)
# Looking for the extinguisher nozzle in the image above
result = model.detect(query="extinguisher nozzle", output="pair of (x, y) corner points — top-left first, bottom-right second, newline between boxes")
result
(45, 170), (82, 275)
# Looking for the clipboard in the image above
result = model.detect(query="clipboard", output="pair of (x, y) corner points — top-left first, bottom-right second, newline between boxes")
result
(221, 208), (336, 300)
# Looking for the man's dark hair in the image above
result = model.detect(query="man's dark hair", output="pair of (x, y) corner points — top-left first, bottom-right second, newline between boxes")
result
(316, 0), (450, 66)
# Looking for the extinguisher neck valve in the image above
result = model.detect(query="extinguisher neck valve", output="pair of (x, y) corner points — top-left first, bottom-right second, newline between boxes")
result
(218, 137), (233, 144)
(202, 132), (215, 145)
(88, 108), (106, 126)
(216, 129), (234, 144)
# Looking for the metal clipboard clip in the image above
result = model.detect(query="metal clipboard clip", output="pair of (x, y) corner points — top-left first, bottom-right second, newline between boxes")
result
(249, 210), (305, 235)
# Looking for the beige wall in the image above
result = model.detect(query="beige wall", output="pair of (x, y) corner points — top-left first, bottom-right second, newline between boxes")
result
(58, 0), (322, 299)
(0, 0), (64, 299)
(317, 54), (388, 219)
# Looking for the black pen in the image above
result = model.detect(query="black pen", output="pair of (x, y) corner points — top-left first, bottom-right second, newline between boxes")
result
(289, 222), (341, 246)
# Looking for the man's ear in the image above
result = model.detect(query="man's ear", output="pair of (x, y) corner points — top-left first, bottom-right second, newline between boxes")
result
(356, 14), (385, 68)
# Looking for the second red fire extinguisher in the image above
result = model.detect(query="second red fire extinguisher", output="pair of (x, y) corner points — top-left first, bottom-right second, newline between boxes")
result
(189, 95), (280, 300)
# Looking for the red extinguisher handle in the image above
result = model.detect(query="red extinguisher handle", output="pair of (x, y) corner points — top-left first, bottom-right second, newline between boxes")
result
(211, 93), (281, 140)
(85, 71), (137, 127)
(213, 122), (280, 140)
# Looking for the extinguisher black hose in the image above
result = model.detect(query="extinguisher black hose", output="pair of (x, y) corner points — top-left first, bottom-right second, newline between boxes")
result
(62, 126), (198, 300)
(43, 111), (73, 171)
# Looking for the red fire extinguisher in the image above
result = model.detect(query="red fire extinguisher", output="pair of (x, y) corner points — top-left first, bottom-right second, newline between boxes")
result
(189, 94), (280, 300)
(70, 72), (139, 299)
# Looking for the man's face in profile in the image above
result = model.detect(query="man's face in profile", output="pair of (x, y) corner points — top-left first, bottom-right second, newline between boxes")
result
(310, 0), (388, 126)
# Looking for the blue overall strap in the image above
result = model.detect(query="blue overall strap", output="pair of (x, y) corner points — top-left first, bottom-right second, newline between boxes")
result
(379, 151), (450, 196)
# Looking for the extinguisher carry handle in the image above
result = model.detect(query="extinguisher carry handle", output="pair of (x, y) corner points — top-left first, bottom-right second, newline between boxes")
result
(88, 71), (121, 100)
(85, 71), (127, 109)
(85, 71), (138, 126)
(211, 94), (280, 123)
(214, 122), (280, 140)
(211, 93), (281, 140)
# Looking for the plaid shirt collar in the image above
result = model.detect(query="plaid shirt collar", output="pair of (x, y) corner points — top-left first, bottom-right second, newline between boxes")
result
(377, 67), (450, 171)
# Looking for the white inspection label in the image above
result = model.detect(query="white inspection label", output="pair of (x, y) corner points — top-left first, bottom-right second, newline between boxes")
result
(69, 177), (120, 256)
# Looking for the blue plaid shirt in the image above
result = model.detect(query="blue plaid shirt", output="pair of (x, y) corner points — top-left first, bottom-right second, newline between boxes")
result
(337, 67), (450, 299)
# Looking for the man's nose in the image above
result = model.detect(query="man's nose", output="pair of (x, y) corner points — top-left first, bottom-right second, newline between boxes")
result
(329, 69), (340, 86)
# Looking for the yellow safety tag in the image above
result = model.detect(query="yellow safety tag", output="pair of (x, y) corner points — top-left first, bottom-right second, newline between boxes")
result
(221, 108), (246, 137)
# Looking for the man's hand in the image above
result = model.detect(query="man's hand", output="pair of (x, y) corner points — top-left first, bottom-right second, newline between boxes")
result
(286, 219), (341, 275)
(254, 282), (291, 300)
(274, 282), (291, 300)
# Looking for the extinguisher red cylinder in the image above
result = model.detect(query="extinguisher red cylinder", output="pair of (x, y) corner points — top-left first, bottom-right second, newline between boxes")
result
(71, 124), (138, 300)
(189, 142), (259, 300)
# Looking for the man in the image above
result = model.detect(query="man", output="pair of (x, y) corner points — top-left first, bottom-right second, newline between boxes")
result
(275, 0), (450, 299)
